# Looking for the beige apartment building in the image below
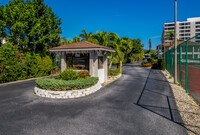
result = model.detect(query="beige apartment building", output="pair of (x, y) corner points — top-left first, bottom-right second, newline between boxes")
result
(161, 17), (200, 44)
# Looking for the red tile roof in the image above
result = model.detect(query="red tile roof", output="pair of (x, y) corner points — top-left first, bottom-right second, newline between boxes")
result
(49, 41), (115, 52)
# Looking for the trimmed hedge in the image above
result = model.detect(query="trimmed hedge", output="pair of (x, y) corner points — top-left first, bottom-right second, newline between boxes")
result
(59, 69), (78, 80)
(35, 77), (99, 91)
(108, 68), (120, 76)
(158, 58), (165, 70)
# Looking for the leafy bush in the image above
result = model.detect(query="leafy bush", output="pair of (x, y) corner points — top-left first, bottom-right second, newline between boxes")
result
(78, 71), (90, 78)
(35, 77), (99, 91)
(0, 43), (24, 82)
(108, 68), (120, 76)
(36, 54), (53, 76)
(151, 59), (158, 64)
(59, 69), (78, 80)
(141, 62), (152, 67)
(158, 58), (165, 70)
(0, 42), (54, 83)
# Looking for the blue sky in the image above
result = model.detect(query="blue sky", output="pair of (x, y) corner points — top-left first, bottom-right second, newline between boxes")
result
(1, 0), (200, 49)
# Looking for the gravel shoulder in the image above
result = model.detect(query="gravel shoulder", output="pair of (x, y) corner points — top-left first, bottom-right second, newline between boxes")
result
(162, 70), (200, 135)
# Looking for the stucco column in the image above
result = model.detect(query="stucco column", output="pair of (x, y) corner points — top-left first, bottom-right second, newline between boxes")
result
(89, 52), (94, 76)
(93, 52), (98, 77)
(103, 53), (108, 82)
(89, 51), (98, 77)
(60, 52), (66, 72)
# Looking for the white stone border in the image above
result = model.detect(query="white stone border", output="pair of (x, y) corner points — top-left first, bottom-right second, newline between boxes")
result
(34, 81), (102, 99)
(108, 74), (122, 81)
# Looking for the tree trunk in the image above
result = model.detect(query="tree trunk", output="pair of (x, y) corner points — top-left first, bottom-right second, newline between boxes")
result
(109, 55), (114, 69)
(120, 60), (122, 74)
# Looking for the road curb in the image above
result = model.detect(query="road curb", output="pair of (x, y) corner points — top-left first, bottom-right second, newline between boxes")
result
(0, 75), (58, 86)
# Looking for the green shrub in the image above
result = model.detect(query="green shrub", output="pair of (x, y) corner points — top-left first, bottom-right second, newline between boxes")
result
(0, 43), (24, 82)
(151, 59), (158, 64)
(24, 53), (39, 78)
(108, 68), (120, 76)
(59, 69), (78, 80)
(158, 58), (165, 70)
(141, 62), (152, 67)
(35, 77), (99, 91)
(36, 54), (53, 76)
(0, 42), (54, 83)
(78, 71), (90, 78)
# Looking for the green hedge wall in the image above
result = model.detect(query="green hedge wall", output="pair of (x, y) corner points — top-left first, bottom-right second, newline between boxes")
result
(35, 77), (99, 91)
(0, 43), (54, 83)
(158, 58), (165, 70)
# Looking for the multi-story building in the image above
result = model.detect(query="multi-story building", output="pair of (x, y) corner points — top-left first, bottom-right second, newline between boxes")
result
(161, 17), (200, 44)
(157, 17), (200, 58)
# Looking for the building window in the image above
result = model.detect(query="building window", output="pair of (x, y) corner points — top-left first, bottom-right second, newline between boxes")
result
(196, 29), (200, 32)
(185, 22), (190, 25)
(67, 54), (89, 70)
(165, 24), (174, 27)
(196, 26), (200, 28)
(98, 56), (103, 69)
(196, 22), (200, 25)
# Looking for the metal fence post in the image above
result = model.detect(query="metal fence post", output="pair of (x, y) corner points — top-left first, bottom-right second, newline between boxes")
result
(185, 41), (188, 93)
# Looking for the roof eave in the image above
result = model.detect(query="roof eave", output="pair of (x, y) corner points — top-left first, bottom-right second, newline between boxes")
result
(49, 48), (115, 53)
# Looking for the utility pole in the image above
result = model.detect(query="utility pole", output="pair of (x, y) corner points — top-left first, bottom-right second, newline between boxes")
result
(149, 38), (152, 51)
(174, 0), (177, 83)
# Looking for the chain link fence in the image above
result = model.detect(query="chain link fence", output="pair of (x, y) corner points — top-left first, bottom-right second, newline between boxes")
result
(164, 34), (200, 103)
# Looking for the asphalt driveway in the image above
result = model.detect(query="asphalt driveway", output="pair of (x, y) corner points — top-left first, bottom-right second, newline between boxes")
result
(0, 62), (188, 135)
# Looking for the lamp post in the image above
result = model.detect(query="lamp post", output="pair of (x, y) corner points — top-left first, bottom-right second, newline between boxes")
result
(174, 0), (177, 83)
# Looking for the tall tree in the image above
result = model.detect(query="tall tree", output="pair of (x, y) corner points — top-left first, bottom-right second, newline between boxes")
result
(165, 30), (174, 48)
(92, 31), (110, 46)
(79, 29), (92, 41)
(72, 36), (80, 43)
(121, 37), (133, 62)
(0, 4), (6, 46)
(109, 33), (125, 73)
(59, 36), (67, 45)
(149, 38), (151, 51)
(2, 0), (61, 53)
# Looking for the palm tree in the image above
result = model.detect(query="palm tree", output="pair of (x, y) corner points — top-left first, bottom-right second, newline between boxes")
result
(72, 36), (80, 43)
(108, 32), (119, 68)
(165, 30), (174, 48)
(109, 33), (125, 73)
(67, 39), (72, 44)
(121, 37), (133, 62)
(92, 31), (110, 46)
(59, 36), (68, 45)
(79, 29), (93, 41)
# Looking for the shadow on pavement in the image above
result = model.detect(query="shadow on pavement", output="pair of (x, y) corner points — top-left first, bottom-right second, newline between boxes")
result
(134, 69), (199, 135)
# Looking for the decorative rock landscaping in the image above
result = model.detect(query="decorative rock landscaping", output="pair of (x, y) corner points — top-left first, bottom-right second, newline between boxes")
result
(162, 70), (200, 135)
(102, 74), (122, 87)
(34, 81), (102, 99)
(108, 74), (122, 81)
